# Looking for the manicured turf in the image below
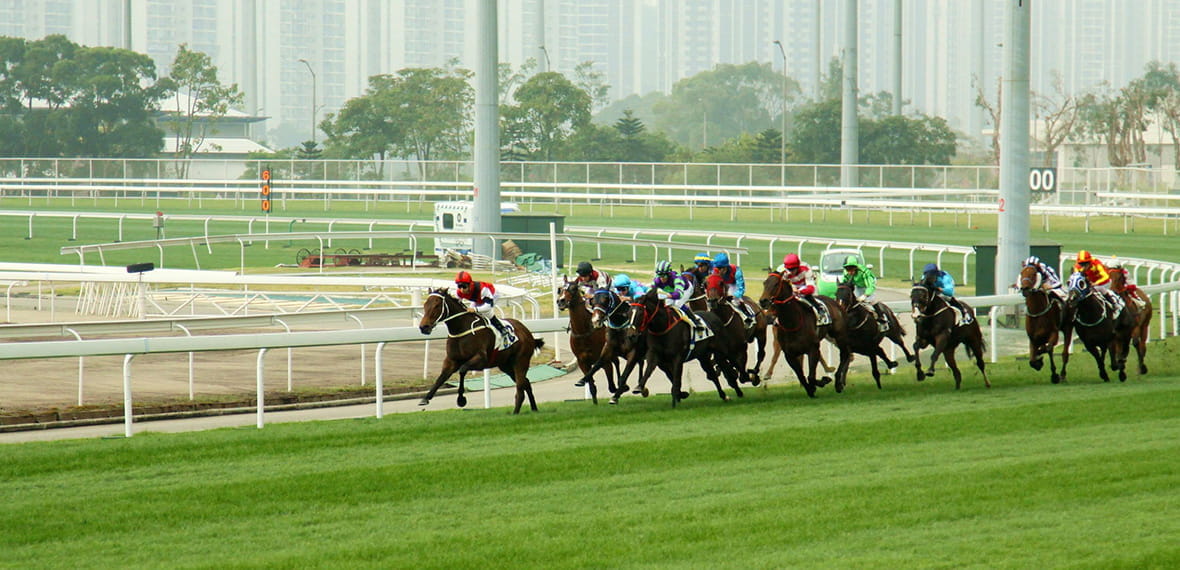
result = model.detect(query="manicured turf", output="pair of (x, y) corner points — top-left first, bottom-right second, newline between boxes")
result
(2, 356), (1178, 568)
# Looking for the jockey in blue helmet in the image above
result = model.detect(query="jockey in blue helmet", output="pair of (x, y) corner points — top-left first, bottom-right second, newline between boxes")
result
(611, 273), (647, 301)
(712, 252), (757, 322)
(921, 262), (972, 324)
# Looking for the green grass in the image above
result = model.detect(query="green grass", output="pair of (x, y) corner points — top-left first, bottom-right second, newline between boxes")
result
(2, 354), (1179, 568)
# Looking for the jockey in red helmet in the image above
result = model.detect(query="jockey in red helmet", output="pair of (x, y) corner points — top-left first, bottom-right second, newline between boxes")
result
(454, 271), (509, 335)
(777, 253), (826, 318)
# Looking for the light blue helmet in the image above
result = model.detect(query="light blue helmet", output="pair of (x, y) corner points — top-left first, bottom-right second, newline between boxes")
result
(612, 274), (632, 289)
(712, 252), (730, 269)
(923, 262), (939, 274)
(655, 260), (673, 276)
(694, 252), (712, 264)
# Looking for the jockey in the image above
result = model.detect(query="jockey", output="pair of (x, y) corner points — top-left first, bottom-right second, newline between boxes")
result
(1022, 255), (1063, 293)
(652, 260), (694, 314)
(687, 252), (713, 286)
(574, 261), (610, 296)
(454, 271), (510, 336)
(1105, 260), (1146, 309)
(922, 262), (972, 324)
(712, 252), (758, 323)
(1074, 250), (1124, 311)
(841, 255), (888, 326)
(778, 253), (826, 317)
(611, 273), (648, 301)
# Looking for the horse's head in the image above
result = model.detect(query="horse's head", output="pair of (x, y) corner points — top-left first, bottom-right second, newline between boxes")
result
(556, 277), (581, 311)
(759, 272), (792, 309)
(1108, 265), (1127, 289)
(1017, 264), (1043, 293)
(1066, 271), (1092, 308)
(418, 287), (454, 334)
(910, 284), (932, 319)
(835, 280), (856, 309)
(589, 288), (621, 327)
(704, 273), (727, 310)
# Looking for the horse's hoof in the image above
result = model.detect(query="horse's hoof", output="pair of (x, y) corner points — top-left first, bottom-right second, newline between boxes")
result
(680, 391), (692, 400)
(887, 360), (899, 370)
(906, 354), (916, 363)
(916, 372), (925, 382)
(834, 378), (846, 393)
(417, 398), (430, 406)
(574, 378), (588, 387)
(746, 372), (762, 386)
(1140, 365), (1148, 375)
(817, 376), (832, 387)
(642, 388), (650, 398)
(1030, 359), (1044, 371)
(1050, 374), (1061, 384)
(617, 384), (630, 393)
(457, 395), (467, 408)
(631, 388), (643, 395)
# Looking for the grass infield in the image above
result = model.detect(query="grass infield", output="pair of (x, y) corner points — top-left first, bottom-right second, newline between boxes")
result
(1, 358), (1178, 568)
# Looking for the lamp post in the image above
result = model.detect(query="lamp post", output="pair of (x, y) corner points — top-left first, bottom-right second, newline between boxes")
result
(773, 40), (787, 165)
(297, 58), (317, 144)
(539, 45), (551, 72)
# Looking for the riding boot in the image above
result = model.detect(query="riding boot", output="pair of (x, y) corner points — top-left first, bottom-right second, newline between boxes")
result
(807, 295), (829, 325)
(950, 297), (972, 324)
(732, 298), (755, 326)
(872, 303), (889, 332)
(489, 315), (509, 338)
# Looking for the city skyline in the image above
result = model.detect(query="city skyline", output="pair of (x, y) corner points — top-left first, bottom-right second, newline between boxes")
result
(1, 0), (1178, 150)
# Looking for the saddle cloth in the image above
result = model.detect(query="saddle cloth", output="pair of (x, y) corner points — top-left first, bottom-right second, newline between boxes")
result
(487, 318), (518, 351)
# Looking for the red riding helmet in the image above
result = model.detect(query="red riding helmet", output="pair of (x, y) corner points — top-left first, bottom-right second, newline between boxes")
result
(782, 253), (801, 270)
(1077, 250), (1094, 264)
(455, 271), (473, 285)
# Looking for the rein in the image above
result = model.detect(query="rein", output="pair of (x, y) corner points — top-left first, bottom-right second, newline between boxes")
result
(634, 302), (680, 336)
(427, 292), (491, 338)
(1071, 295), (1107, 327)
(1021, 288), (1059, 318)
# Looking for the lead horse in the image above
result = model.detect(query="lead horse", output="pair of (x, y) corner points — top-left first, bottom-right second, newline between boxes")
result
(1017, 264), (1069, 383)
(758, 271), (850, 396)
(417, 288), (544, 414)
(909, 285), (989, 389)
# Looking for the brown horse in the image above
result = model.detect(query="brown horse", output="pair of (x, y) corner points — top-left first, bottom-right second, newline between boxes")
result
(909, 285), (989, 389)
(1060, 272), (1135, 383)
(557, 278), (617, 404)
(703, 273), (768, 384)
(682, 269), (709, 312)
(622, 287), (734, 407)
(417, 288), (544, 414)
(1109, 266), (1152, 375)
(758, 272), (850, 396)
(703, 273), (757, 387)
(833, 281), (914, 389)
(1017, 264), (1069, 383)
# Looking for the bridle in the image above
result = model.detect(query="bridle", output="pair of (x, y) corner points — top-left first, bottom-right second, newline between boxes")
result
(592, 289), (634, 330)
(763, 272), (798, 305)
(424, 291), (487, 337)
(910, 285), (950, 319)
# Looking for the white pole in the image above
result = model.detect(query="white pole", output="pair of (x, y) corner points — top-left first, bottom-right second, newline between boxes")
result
(484, 369), (492, 409)
(256, 348), (268, 429)
(122, 353), (134, 438)
(550, 221), (562, 363)
(375, 341), (386, 419)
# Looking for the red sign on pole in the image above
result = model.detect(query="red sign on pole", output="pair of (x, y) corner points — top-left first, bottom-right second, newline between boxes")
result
(261, 167), (272, 213)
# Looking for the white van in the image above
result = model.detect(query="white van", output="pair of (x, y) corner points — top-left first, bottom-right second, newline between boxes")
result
(815, 248), (867, 297)
(433, 201), (520, 255)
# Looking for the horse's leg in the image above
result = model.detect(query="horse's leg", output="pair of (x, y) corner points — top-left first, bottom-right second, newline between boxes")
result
(869, 355), (882, 390)
(631, 349), (660, 397)
(765, 329), (783, 381)
(1047, 342), (1060, 384)
(513, 348), (538, 413)
(943, 347), (963, 390)
(1085, 339), (1109, 382)
(668, 360), (685, 407)
(832, 346), (853, 393)
(885, 314), (915, 364)
(698, 352), (729, 402)
(912, 340), (927, 382)
(1059, 325), (1074, 384)
(419, 358), (460, 406)
(971, 333), (990, 388)
(926, 332), (953, 378)
(787, 353), (815, 398)
(747, 322), (767, 385)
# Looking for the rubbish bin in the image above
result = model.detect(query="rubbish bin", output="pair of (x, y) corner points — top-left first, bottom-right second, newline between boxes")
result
(973, 241), (1061, 296)
(501, 212), (565, 268)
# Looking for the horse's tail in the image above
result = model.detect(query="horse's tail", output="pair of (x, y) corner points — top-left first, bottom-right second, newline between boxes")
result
(534, 338), (546, 353)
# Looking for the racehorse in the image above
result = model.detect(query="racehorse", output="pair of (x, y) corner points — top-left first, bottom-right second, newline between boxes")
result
(557, 278), (617, 404)
(583, 287), (648, 404)
(1017, 264), (1068, 383)
(1109, 266), (1152, 375)
(758, 271), (850, 396)
(833, 281), (914, 389)
(703, 274), (768, 384)
(703, 273), (758, 387)
(682, 270), (709, 312)
(1059, 272), (1134, 383)
(621, 287), (736, 407)
(909, 285), (989, 389)
(417, 288), (544, 414)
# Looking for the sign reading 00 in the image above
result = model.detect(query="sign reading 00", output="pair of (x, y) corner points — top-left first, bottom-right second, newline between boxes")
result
(1028, 167), (1056, 193)
(260, 167), (272, 212)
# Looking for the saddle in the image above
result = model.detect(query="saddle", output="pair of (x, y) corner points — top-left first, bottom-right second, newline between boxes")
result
(670, 306), (714, 362)
(485, 317), (518, 351)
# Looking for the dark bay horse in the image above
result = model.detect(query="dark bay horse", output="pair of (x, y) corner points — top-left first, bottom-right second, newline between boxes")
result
(1109, 267), (1152, 375)
(834, 281), (914, 389)
(703, 273), (768, 385)
(557, 278), (617, 404)
(417, 288), (544, 414)
(1017, 264), (1069, 383)
(1060, 272), (1134, 383)
(703, 273), (757, 387)
(584, 287), (648, 404)
(622, 287), (735, 407)
(758, 272), (850, 396)
(909, 285), (989, 389)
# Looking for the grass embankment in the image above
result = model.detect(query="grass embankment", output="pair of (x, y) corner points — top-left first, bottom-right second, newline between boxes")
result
(2, 365), (1178, 568)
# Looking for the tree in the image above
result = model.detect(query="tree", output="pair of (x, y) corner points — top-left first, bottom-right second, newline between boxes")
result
(67, 46), (168, 158)
(787, 99), (842, 164)
(320, 66), (473, 174)
(973, 75), (1002, 165)
(790, 98), (955, 167)
(652, 62), (796, 149)
(1032, 70), (1081, 167)
(160, 44), (244, 168)
(498, 58), (538, 105)
(573, 61), (611, 112)
(501, 71), (591, 160)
